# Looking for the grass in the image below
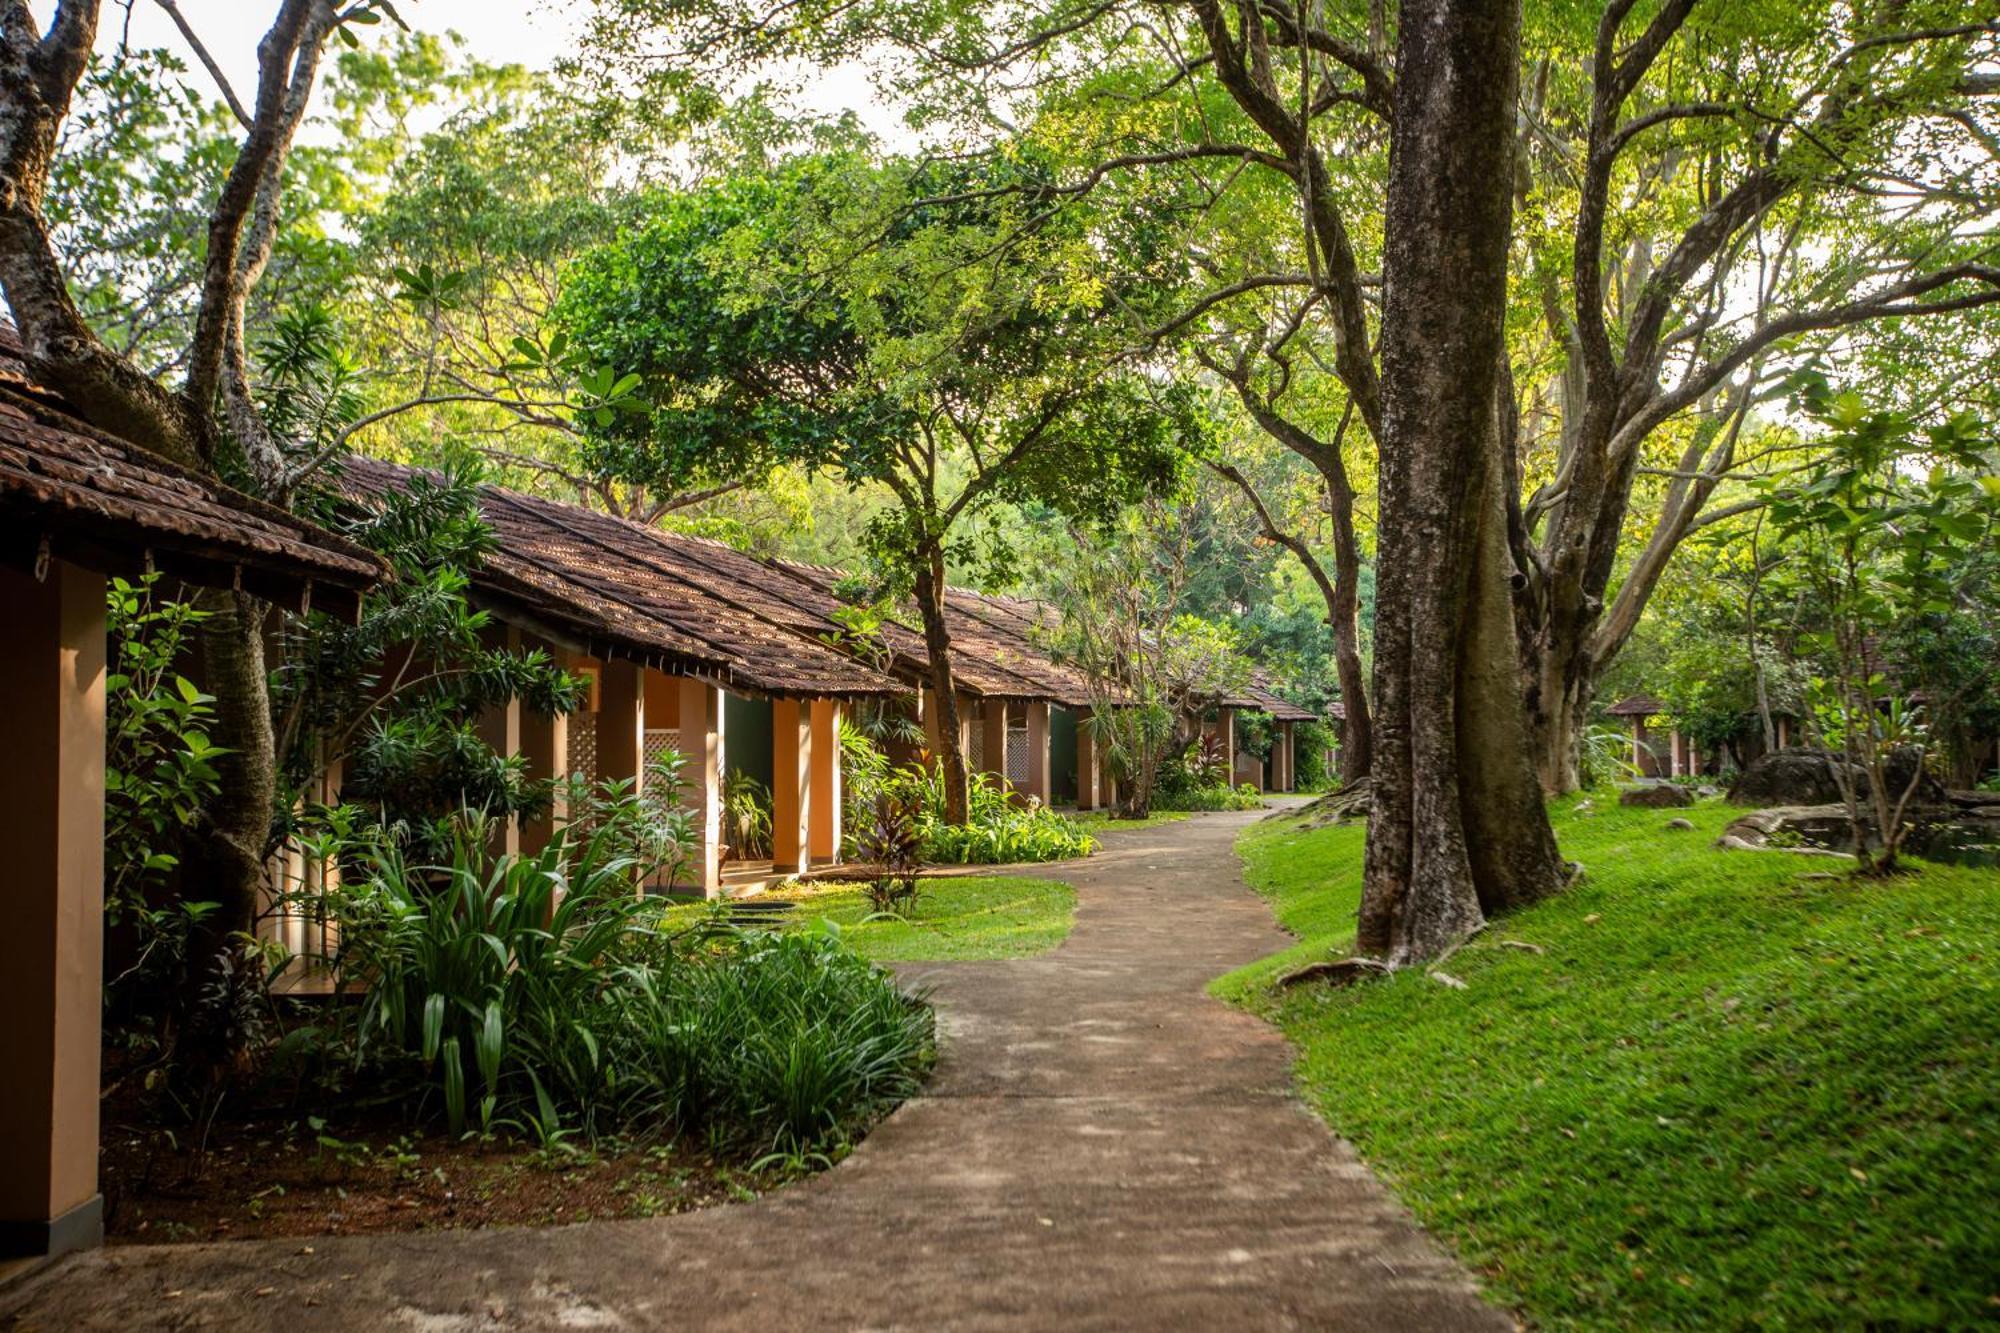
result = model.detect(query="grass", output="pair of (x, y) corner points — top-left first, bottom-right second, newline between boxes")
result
(1220, 796), (2000, 1330)
(1063, 808), (1191, 836)
(782, 874), (1077, 962)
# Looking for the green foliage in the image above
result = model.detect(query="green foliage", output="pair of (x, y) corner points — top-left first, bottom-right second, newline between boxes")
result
(725, 771), (774, 860)
(314, 769), (929, 1153)
(1290, 720), (1339, 792)
(103, 574), (227, 1001)
(285, 461), (584, 857)
(1222, 800), (2000, 1328)
(888, 765), (1099, 864)
(1762, 384), (2000, 871)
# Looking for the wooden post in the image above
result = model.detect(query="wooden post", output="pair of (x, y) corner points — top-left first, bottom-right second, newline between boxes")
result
(0, 561), (107, 1261)
(771, 697), (813, 874)
(1023, 701), (1051, 805)
(809, 698), (842, 863)
(1075, 710), (1099, 812)
(680, 678), (723, 897)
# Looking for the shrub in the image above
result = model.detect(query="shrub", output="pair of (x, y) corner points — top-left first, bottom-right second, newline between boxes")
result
(893, 764), (1097, 864)
(1156, 782), (1266, 813)
(311, 766), (932, 1154)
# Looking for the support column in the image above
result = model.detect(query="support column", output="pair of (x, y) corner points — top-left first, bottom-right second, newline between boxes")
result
(982, 698), (1010, 795)
(680, 678), (723, 897)
(809, 698), (843, 863)
(1023, 701), (1051, 805)
(597, 659), (645, 795)
(474, 626), (522, 859)
(1075, 711), (1099, 812)
(1098, 744), (1119, 811)
(0, 561), (107, 1261)
(518, 692), (569, 859)
(771, 697), (813, 875)
(1218, 706), (1237, 784)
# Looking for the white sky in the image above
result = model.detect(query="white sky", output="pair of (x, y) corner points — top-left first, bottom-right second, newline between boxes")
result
(95, 0), (902, 142)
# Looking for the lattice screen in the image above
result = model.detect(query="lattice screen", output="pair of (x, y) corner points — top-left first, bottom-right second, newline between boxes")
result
(569, 713), (599, 787)
(969, 722), (986, 773)
(1006, 726), (1029, 785)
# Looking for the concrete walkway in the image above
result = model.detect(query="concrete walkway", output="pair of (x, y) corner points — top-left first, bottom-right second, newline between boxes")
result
(2, 808), (1505, 1331)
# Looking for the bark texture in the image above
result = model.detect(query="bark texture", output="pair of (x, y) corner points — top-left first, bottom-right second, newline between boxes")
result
(1359, 0), (1566, 964)
(912, 545), (971, 826)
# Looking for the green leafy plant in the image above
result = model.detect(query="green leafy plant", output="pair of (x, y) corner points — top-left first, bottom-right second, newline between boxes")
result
(725, 771), (774, 860)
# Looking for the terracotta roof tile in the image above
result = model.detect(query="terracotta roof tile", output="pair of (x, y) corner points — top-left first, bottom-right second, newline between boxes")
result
(0, 335), (384, 615)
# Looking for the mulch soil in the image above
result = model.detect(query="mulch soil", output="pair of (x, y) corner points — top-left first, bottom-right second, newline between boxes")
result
(99, 1077), (783, 1245)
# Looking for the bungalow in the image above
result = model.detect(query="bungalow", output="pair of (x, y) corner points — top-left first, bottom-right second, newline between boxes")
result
(1606, 693), (1801, 780)
(0, 336), (384, 1265)
(339, 458), (903, 898)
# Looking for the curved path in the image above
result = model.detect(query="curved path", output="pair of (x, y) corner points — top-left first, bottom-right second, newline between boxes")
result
(2, 808), (1504, 1331)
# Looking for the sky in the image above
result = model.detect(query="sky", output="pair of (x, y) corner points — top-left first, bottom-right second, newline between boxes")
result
(95, 0), (902, 142)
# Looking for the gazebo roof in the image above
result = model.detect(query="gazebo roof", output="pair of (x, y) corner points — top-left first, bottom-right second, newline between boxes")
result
(0, 335), (384, 617)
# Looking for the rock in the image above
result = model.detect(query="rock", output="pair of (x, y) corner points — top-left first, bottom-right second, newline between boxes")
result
(1619, 782), (1694, 808)
(1696, 785), (1721, 799)
(1729, 747), (1947, 808)
(1665, 817), (1694, 831)
(1715, 804), (1861, 857)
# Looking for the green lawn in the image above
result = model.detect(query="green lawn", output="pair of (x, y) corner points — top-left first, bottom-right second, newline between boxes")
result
(1062, 808), (1190, 836)
(1221, 797), (2000, 1330)
(785, 874), (1077, 962)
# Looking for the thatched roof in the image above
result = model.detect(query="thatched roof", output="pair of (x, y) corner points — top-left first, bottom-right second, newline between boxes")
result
(0, 333), (384, 618)
(340, 457), (900, 700)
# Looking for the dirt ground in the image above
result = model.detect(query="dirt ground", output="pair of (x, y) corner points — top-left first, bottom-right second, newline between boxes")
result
(101, 1102), (781, 1245)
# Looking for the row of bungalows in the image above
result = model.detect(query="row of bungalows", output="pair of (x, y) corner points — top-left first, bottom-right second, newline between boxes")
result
(0, 335), (387, 1264)
(332, 460), (1327, 907)
(336, 460), (1125, 900)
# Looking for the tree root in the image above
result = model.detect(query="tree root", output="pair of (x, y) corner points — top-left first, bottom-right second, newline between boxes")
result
(1276, 956), (1392, 988)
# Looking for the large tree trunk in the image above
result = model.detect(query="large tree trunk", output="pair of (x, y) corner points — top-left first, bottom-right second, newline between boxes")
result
(1359, 0), (1567, 965)
(911, 543), (971, 826)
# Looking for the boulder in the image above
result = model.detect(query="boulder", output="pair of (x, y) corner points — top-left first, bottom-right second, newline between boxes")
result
(1715, 804), (1860, 857)
(1619, 782), (1694, 808)
(1728, 747), (1946, 808)
(1665, 817), (1695, 831)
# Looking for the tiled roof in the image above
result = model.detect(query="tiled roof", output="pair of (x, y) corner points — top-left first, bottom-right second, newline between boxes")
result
(767, 560), (1095, 707)
(0, 333), (385, 617)
(340, 457), (901, 700)
(1607, 693), (1666, 717)
(1239, 680), (1319, 722)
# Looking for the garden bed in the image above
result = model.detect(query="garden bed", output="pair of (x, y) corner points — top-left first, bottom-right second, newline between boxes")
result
(101, 1108), (780, 1244)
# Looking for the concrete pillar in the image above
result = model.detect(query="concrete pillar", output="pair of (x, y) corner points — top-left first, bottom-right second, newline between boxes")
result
(680, 677), (723, 897)
(518, 696), (569, 859)
(0, 561), (107, 1261)
(1098, 745), (1119, 810)
(1075, 711), (1100, 812)
(597, 659), (646, 795)
(1218, 707), (1237, 780)
(771, 697), (813, 874)
(982, 698), (1010, 794)
(473, 626), (522, 859)
(1023, 701), (1051, 805)
(808, 699), (843, 863)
